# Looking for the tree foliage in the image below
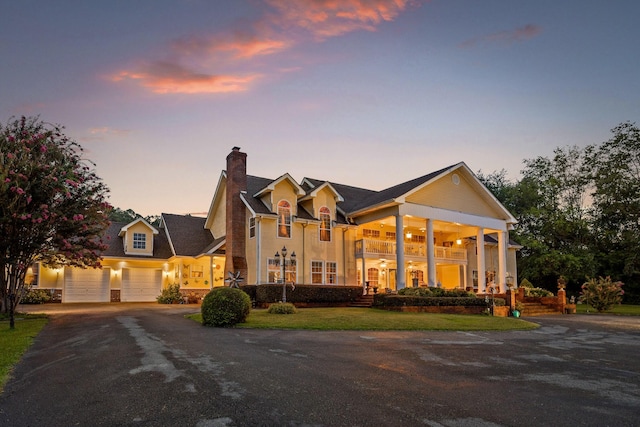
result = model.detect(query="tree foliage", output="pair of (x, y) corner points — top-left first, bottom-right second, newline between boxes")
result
(0, 116), (110, 327)
(479, 122), (640, 301)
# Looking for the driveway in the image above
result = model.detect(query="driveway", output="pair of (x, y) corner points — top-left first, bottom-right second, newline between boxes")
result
(1, 304), (639, 426)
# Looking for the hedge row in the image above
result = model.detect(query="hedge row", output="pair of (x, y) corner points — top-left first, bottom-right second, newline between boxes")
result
(373, 294), (505, 307)
(240, 285), (362, 304)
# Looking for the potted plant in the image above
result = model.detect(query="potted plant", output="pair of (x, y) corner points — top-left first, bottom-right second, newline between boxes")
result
(512, 301), (524, 318)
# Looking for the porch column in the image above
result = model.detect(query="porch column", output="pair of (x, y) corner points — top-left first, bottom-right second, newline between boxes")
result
(498, 230), (508, 293)
(426, 218), (436, 287)
(361, 257), (366, 295)
(476, 228), (486, 293)
(395, 215), (406, 289)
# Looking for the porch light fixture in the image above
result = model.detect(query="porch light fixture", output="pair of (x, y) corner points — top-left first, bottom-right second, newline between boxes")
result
(456, 225), (462, 245)
(274, 246), (296, 303)
(406, 230), (412, 239)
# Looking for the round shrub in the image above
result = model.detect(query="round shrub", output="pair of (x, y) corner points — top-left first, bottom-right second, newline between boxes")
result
(267, 302), (297, 314)
(201, 287), (251, 327)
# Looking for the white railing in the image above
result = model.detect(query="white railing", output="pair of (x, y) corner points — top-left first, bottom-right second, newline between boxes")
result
(355, 238), (466, 262)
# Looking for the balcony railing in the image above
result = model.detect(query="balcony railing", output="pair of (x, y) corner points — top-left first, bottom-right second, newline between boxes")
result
(355, 238), (467, 262)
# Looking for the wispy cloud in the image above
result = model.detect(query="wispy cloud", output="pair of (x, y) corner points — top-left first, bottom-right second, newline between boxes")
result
(459, 24), (542, 48)
(111, 0), (420, 95)
(111, 61), (261, 94)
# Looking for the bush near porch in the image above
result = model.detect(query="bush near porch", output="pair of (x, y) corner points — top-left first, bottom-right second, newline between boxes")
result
(373, 290), (506, 315)
(240, 285), (362, 307)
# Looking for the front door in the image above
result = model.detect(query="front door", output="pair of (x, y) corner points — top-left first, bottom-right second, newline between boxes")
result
(389, 269), (396, 290)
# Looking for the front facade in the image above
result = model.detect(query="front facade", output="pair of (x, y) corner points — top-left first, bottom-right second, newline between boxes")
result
(27, 147), (519, 302)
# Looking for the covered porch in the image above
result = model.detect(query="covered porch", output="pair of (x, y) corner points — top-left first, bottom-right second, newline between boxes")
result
(354, 208), (514, 294)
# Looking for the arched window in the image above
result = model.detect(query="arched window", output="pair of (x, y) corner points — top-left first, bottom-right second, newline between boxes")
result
(277, 200), (291, 238)
(319, 206), (331, 242)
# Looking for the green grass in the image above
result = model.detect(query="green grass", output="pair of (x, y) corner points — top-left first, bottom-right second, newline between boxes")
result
(576, 304), (640, 316)
(0, 314), (48, 392)
(187, 307), (538, 331)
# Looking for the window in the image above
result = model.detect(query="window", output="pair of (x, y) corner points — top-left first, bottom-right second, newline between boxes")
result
(311, 261), (338, 284)
(311, 261), (323, 284)
(277, 200), (291, 238)
(326, 262), (337, 284)
(267, 257), (297, 283)
(385, 231), (396, 240)
(133, 232), (146, 249)
(363, 229), (380, 239)
(319, 206), (331, 242)
(249, 217), (256, 238)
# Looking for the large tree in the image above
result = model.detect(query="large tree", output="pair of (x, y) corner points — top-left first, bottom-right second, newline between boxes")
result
(586, 122), (640, 301)
(1, 116), (111, 327)
(479, 146), (595, 293)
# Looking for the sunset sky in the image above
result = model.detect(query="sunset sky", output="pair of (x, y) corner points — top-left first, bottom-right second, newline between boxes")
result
(2, 0), (639, 216)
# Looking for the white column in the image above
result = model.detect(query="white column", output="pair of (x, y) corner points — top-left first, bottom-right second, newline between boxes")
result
(498, 230), (508, 292)
(476, 228), (486, 293)
(361, 257), (367, 295)
(426, 218), (436, 287)
(395, 215), (406, 289)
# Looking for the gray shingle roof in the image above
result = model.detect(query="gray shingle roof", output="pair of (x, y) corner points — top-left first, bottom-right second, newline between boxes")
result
(161, 213), (215, 257)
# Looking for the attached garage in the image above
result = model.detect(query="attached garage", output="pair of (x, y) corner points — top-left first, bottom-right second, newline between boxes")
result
(121, 268), (162, 302)
(64, 268), (111, 303)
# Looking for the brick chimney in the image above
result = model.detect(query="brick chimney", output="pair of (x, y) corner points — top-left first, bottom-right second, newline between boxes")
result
(225, 147), (248, 282)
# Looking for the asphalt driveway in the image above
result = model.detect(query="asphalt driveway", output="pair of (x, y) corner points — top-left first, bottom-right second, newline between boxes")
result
(1, 304), (639, 426)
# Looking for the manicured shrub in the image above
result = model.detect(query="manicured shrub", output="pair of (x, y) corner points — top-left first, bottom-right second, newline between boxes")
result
(398, 287), (475, 298)
(157, 283), (183, 304)
(580, 276), (624, 312)
(267, 302), (297, 314)
(201, 287), (251, 327)
(255, 285), (361, 304)
(20, 285), (51, 304)
(518, 279), (553, 297)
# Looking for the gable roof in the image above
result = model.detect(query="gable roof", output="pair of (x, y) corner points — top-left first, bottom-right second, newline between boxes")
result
(117, 217), (159, 237)
(102, 221), (173, 259)
(161, 213), (216, 257)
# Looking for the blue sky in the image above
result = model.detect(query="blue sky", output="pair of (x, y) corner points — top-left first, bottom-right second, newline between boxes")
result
(2, 0), (639, 216)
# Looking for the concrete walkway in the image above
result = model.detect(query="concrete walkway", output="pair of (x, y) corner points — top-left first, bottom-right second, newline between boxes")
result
(1, 304), (639, 426)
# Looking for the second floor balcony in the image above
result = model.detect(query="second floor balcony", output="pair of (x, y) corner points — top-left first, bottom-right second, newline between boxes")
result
(355, 238), (467, 263)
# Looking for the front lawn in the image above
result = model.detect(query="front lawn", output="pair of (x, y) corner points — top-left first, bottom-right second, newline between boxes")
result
(187, 307), (538, 331)
(0, 314), (48, 392)
(576, 304), (640, 316)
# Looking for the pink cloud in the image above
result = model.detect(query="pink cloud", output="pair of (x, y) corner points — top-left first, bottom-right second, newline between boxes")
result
(111, 61), (260, 94)
(459, 24), (542, 48)
(266, 0), (414, 38)
(111, 0), (420, 95)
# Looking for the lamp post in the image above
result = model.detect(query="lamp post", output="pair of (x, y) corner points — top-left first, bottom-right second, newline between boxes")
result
(274, 246), (296, 303)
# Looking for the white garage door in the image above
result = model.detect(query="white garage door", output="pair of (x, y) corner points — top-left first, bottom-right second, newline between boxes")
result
(64, 268), (110, 303)
(121, 268), (162, 302)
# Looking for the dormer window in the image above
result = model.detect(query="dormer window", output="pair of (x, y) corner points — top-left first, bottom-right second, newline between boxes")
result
(133, 233), (146, 249)
(277, 200), (291, 238)
(319, 206), (331, 242)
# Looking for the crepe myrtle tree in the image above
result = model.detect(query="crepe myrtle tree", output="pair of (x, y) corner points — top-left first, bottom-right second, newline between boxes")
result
(0, 116), (111, 328)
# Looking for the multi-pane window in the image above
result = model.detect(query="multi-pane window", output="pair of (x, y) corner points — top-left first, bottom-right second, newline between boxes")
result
(326, 262), (337, 284)
(363, 229), (380, 238)
(267, 257), (297, 283)
(277, 200), (291, 238)
(319, 207), (331, 242)
(133, 232), (146, 249)
(249, 217), (256, 238)
(311, 261), (323, 284)
(311, 261), (338, 284)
